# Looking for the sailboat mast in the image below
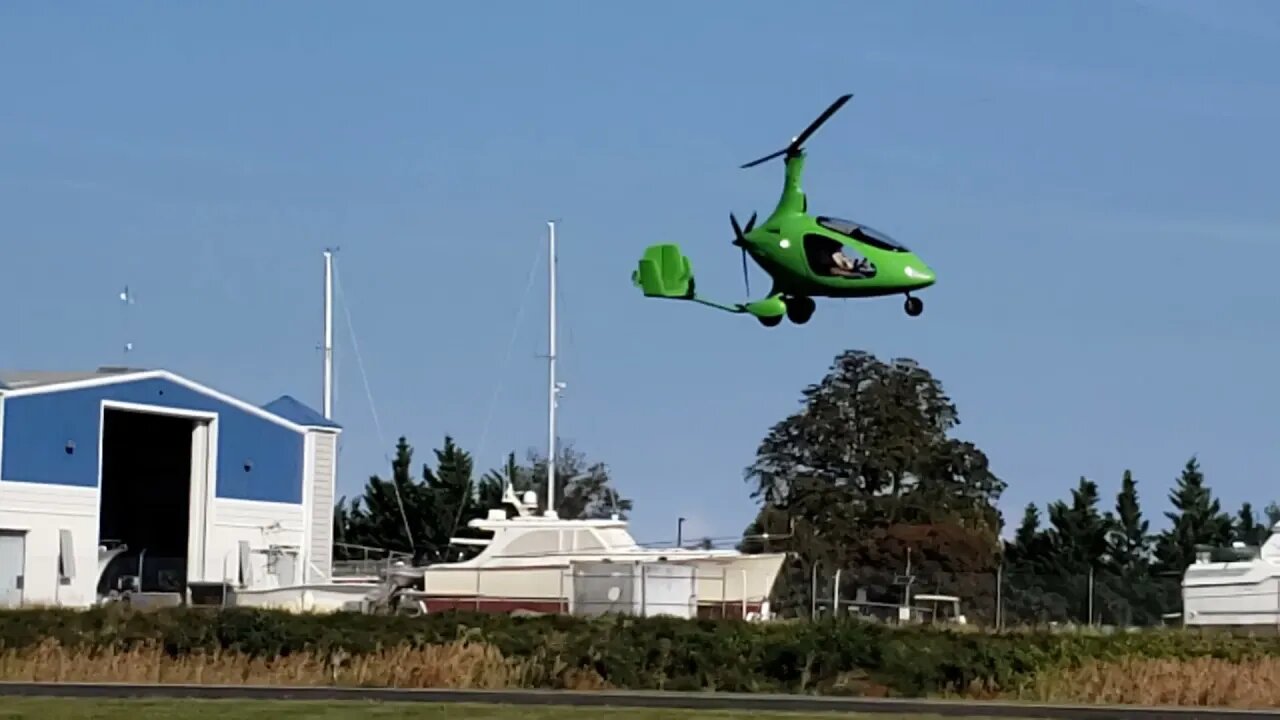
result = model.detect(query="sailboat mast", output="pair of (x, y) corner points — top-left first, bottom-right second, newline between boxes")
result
(546, 221), (559, 518)
(322, 248), (335, 420)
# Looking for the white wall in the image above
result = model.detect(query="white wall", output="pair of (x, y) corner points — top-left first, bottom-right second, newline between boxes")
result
(0, 480), (98, 608)
(307, 430), (337, 581)
(0, 489), (312, 608)
(203, 497), (306, 590)
(0, 491), (311, 606)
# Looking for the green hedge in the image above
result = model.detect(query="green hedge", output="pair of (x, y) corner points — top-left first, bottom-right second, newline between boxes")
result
(0, 607), (1277, 696)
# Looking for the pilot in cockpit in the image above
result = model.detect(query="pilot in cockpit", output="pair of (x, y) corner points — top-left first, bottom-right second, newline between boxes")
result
(830, 248), (873, 278)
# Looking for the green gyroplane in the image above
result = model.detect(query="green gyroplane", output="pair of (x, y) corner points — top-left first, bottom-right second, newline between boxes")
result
(632, 93), (936, 326)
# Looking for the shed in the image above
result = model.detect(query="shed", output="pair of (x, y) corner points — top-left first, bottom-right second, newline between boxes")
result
(0, 367), (341, 608)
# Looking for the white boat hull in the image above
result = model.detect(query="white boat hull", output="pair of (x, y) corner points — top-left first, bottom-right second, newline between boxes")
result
(227, 582), (381, 613)
(413, 551), (787, 619)
(225, 552), (787, 619)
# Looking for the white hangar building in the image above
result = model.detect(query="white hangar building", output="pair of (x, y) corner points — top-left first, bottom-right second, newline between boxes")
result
(0, 367), (341, 608)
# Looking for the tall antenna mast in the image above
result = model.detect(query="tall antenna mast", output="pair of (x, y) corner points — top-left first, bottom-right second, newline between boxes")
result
(546, 220), (560, 519)
(322, 248), (335, 420)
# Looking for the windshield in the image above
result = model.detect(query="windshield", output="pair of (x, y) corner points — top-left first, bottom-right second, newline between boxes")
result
(816, 216), (909, 252)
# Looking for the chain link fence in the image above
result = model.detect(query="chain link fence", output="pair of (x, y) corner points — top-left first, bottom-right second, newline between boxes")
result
(796, 563), (1186, 629)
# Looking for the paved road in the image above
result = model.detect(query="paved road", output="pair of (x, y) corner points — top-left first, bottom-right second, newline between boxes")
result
(0, 682), (1277, 719)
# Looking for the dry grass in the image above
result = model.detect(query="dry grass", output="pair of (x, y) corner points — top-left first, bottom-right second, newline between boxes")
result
(1016, 656), (1280, 708)
(5, 639), (1277, 708)
(0, 639), (609, 691)
(0, 698), (986, 720)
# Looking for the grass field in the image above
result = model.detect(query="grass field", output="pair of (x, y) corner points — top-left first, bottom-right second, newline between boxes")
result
(0, 698), (1023, 720)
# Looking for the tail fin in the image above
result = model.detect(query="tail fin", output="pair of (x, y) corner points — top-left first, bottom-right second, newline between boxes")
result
(633, 243), (695, 299)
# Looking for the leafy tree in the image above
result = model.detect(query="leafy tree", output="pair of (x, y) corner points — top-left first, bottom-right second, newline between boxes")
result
(521, 443), (633, 520)
(1154, 456), (1232, 575)
(738, 503), (807, 613)
(741, 350), (1006, 619)
(475, 451), (534, 509)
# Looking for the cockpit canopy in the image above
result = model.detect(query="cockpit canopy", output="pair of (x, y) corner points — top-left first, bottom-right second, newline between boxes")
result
(816, 216), (909, 252)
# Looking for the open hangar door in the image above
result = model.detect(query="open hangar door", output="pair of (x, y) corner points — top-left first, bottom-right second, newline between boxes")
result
(96, 405), (212, 604)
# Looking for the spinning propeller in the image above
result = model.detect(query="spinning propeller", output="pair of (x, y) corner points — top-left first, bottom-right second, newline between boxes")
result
(730, 211), (757, 296)
(739, 93), (853, 169)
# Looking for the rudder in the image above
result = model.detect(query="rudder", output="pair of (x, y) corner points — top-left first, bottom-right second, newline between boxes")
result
(632, 243), (695, 299)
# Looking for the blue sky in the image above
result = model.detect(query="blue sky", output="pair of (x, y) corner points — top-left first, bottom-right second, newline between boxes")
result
(2, 1), (1278, 548)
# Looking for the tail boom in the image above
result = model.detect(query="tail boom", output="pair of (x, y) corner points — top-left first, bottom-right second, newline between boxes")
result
(633, 243), (747, 314)
(634, 243), (790, 318)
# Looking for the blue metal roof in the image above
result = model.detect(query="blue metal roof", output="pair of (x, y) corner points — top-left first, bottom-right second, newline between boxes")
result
(261, 394), (342, 429)
(0, 369), (137, 390)
(0, 368), (341, 432)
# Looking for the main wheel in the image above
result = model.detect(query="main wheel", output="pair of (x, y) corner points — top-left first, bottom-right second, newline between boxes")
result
(757, 314), (783, 327)
(904, 296), (923, 317)
(785, 296), (816, 325)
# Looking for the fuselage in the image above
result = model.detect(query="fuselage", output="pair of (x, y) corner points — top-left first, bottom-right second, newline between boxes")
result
(742, 151), (936, 300)
(743, 212), (936, 298)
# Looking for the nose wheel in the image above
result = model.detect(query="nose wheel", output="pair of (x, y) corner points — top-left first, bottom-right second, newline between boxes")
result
(785, 295), (815, 325)
(904, 295), (923, 317)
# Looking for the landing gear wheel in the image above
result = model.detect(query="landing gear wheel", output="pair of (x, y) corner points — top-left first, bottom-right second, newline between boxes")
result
(785, 296), (816, 325)
(758, 314), (783, 327)
(904, 295), (923, 317)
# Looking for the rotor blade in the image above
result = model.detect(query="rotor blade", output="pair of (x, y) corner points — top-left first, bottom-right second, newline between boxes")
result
(738, 93), (853, 169)
(744, 211), (757, 234)
(739, 148), (788, 170)
(740, 247), (751, 297)
(789, 93), (853, 151)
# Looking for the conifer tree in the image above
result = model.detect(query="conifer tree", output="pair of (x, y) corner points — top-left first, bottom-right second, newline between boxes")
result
(1006, 503), (1044, 568)
(1154, 456), (1232, 574)
(1266, 502), (1280, 529)
(1001, 499), (1070, 624)
(1235, 502), (1270, 547)
(1109, 470), (1151, 574)
(1047, 477), (1112, 574)
(420, 435), (478, 561)
(333, 437), (434, 560)
(1106, 469), (1159, 624)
